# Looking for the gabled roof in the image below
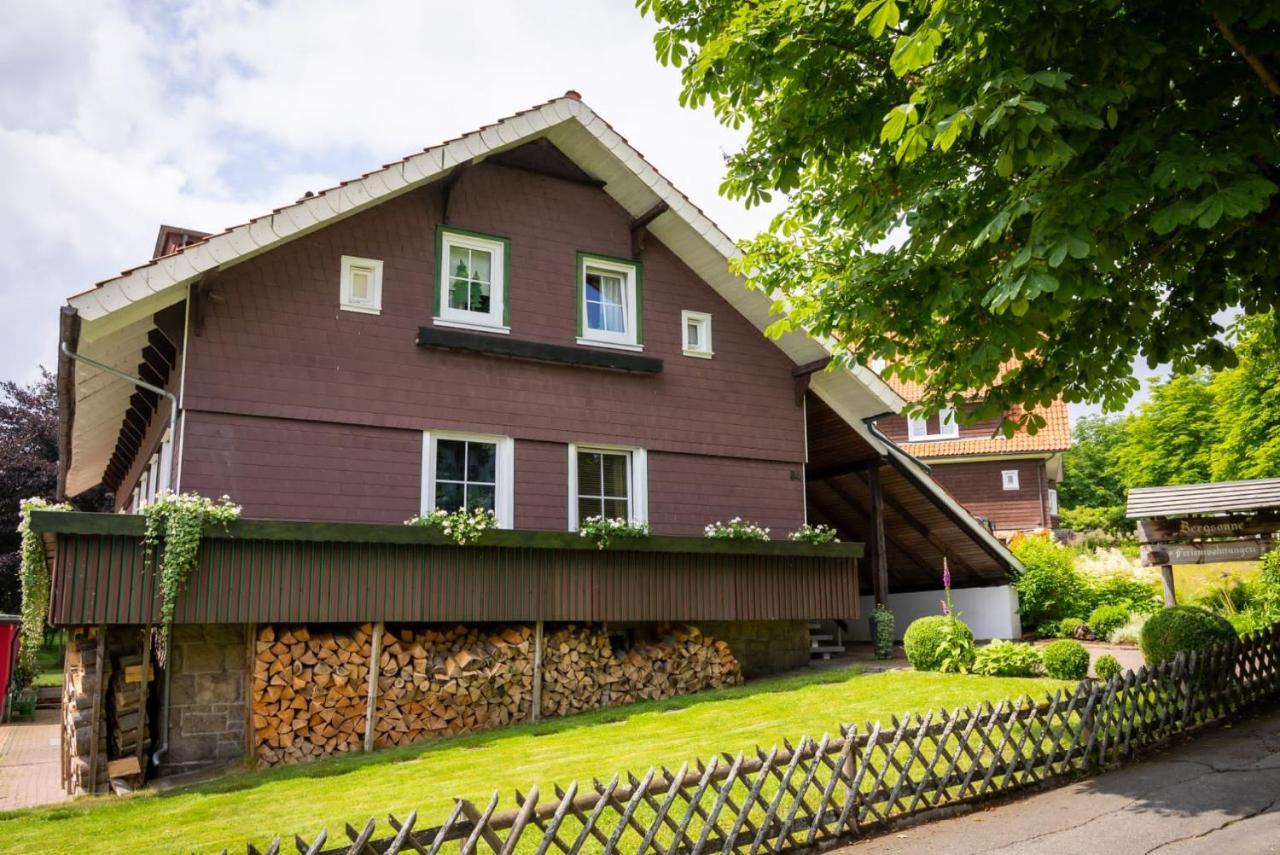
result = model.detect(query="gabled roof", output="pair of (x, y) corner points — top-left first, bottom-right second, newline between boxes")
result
(1126, 478), (1280, 518)
(881, 375), (1071, 459)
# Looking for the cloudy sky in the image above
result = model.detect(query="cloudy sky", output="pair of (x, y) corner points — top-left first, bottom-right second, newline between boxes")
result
(0, 0), (1148, 417)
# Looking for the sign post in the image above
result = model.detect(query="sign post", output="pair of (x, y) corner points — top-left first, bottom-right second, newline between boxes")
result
(1136, 513), (1278, 606)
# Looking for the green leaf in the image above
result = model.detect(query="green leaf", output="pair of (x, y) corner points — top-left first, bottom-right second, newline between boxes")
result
(856, 0), (900, 38)
(996, 148), (1014, 177)
(933, 111), (970, 152)
(1106, 105), (1118, 128)
(881, 103), (916, 143)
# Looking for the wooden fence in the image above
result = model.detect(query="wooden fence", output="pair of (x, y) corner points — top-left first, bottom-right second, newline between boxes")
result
(232, 625), (1280, 855)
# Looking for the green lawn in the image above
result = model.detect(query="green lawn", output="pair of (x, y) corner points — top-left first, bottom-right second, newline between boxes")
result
(0, 666), (1070, 854)
(1172, 561), (1261, 603)
(33, 632), (65, 688)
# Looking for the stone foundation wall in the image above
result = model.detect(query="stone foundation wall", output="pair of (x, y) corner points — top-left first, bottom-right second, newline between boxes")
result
(698, 620), (810, 678)
(158, 624), (249, 778)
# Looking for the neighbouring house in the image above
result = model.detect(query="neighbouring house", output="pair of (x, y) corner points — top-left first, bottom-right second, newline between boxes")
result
(35, 92), (1022, 791)
(873, 376), (1071, 538)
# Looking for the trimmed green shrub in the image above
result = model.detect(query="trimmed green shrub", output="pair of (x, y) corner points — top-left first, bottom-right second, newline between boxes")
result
(1139, 606), (1237, 665)
(1086, 575), (1162, 615)
(1011, 535), (1088, 629)
(1094, 653), (1122, 681)
(903, 616), (976, 673)
(972, 640), (1042, 677)
(1042, 639), (1090, 680)
(1056, 617), (1084, 638)
(1087, 604), (1130, 639)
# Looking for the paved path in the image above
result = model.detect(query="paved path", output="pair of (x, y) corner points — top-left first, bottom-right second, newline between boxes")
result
(837, 709), (1280, 854)
(0, 709), (67, 811)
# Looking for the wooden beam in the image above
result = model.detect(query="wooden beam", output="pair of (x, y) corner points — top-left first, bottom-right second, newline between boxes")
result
(805, 457), (885, 483)
(417, 326), (663, 374)
(886, 454), (1009, 568)
(88, 626), (107, 794)
(441, 164), (471, 225)
(136, 625), (152, 772)
(849, 470), (979, 579)
(629, 201), (669, 257)
(867, 466), (890, 607)
(791, 358), (832, 405)
(819, 479), (933, 576)
(531, 620), (544, 723)
(363, 620), (384, 753)
(56, 307), (81, 500)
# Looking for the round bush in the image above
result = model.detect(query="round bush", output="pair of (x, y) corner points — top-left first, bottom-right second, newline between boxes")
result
(1139, 606), (1237, 665)
(1057, 617), (1084, 638)
(1087, 604), (1130, 640)
(1094, 653), (1122, 681)
(1042, 639), (1091, 680)
(904, 616), (975, 672)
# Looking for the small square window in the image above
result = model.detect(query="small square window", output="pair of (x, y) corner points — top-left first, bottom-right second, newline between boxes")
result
(1002, 470), (1020, 491)
(340, 255), (383, 314)
(681, 310), (713, 358)
(577, 253), (641, 350)
(435, 228), (509, 333)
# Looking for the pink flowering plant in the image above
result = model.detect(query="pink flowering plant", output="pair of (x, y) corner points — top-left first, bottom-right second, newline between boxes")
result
(935, 558), (976, 673)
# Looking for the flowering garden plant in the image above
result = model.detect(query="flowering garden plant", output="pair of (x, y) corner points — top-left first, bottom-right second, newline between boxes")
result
(703, 517), (771, 542)
(405, 507), (496, 545)
(142, 492), (242, 632)
(578, 516), (650, 549)
(788, 523), (839, 545)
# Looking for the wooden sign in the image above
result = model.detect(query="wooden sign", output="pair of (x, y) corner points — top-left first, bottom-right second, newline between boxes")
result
(1141, 539), (1273, 567)
(1138, 513), (1280, 544)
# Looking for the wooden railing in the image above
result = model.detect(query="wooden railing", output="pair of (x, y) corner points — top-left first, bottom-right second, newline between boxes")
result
(231, 624), (1280, 855)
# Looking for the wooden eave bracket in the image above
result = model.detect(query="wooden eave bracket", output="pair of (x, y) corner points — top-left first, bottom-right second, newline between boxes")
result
(629, 201), (669, 257)
(792, 357), (832, 405)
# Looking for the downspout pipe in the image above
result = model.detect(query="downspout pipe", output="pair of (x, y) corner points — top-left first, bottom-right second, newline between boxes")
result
(59, 340), (178, 768)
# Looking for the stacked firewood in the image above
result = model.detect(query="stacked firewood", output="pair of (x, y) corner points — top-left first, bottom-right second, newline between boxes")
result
(252, 625), (372, 767)
(103, 650), (149, 791)
(62, 634), (108, 795)
(540, 625), (742, 716)
(252, 622), (742, 767)
(373, 625), (533, 748)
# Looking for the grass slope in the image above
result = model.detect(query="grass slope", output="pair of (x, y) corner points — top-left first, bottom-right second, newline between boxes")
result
(1, 667), (1070, 854)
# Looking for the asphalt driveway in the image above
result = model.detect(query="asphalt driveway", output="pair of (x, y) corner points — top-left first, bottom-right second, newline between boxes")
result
(836, 708), (1280, 854)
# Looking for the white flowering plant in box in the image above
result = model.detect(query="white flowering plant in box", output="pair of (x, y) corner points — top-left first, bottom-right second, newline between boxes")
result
(578, 516), (650, 550)
(788, 523), (840, 544)
(405, 507), (496, 545)
(703, 517), (771, 542)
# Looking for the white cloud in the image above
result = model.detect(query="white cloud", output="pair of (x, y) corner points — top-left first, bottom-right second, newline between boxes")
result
(0, 0), (780, 383)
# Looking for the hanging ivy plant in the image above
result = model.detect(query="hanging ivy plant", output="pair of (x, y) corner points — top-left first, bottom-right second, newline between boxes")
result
(16, 498), (71, 685)
(143, 492), (241, 630)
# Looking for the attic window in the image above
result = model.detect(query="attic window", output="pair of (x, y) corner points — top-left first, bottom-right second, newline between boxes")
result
(577, 254), (641, 350)
(435, 227), (509, 333)
(907, 407), (959, 441)
(1002, 470), (1020, 491)
(681, 310), (712, 358)
(340, 255), (383, 314)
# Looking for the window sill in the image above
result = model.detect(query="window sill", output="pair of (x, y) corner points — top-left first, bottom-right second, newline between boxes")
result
(340, 304), (382, 315)
(682, 349), (714, 359)
(433, 317), (511, 335)
(575, 337), (644, 353)
(418, 326), (662, 374)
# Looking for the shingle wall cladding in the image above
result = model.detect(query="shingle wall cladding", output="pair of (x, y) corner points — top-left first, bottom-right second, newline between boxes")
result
(926, 459), (1049, 532)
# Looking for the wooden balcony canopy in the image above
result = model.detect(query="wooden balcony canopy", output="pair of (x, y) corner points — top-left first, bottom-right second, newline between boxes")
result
(30, 512), (862, 627)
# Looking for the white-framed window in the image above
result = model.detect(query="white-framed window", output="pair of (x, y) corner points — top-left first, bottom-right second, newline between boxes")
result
(136, 470), (149, 509)
(421, 432), (514, 527)
(567, 443), (648, 530)
(681, 310), (713, 358)
(577, 253), (641, 350)
(1002, 469), (1021, 491)
(1047, 487), (1059, 515)
(339, 255), (383, 314)
(907, 407), (960, 441)
(435, 227), (509, 333)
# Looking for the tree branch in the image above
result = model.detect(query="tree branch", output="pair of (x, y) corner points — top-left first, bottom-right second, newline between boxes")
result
(1214, 16), (1280, 98)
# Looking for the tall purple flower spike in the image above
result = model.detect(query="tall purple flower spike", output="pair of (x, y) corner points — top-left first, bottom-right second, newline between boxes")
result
(943, 557), (952, 592)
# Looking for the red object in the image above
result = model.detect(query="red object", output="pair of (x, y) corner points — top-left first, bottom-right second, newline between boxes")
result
(0, 617), (21, 719)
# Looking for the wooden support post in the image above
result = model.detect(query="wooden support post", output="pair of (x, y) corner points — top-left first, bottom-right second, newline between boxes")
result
(531, 620), (544, 723)
(1161, 564), (1177, 607)
(363, 620), (384, 753)
(88, 626), (107, 795)
(868, 466), (889, 607)
(243, 624), (255, 764)
(135, 624), (152, 772)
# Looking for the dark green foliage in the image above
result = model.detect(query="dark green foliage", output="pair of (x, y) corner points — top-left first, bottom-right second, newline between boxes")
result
(1086, 575), (1162, 615)
(640, 0), (1280, 423)
(1087, 604), (1131, 640)
(1113, 373), (1219, 489)
(1011, 536), (1087, 628)
(1094, 653), (1122, 681)
(1058, 505), (1133, 537)
(1059, 417), (1128, 511)
(1210, 313), (1280, 480)
(972, 640), (1042, 677)
(1042, 639), (1091, 680)
(870, 604), (895, 660)
(1139, 606), (1237, 665)
(903, 616), (975, 673)
(1056, 617), (1084, 638)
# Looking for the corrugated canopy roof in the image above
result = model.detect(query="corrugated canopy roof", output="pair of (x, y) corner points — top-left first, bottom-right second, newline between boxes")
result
(1126, 478), (1280, 518)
